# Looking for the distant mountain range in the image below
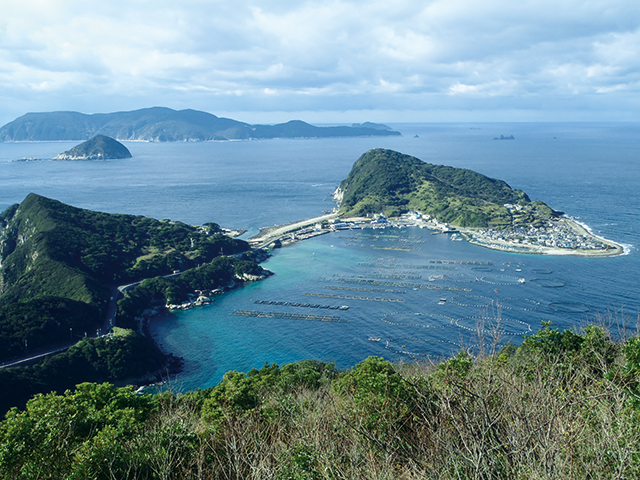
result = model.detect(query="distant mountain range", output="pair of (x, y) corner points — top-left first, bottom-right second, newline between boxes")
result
(0, 107), (401, 142)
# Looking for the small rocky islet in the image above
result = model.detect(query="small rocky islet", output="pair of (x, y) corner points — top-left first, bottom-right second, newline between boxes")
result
(53, 134), (132, 160)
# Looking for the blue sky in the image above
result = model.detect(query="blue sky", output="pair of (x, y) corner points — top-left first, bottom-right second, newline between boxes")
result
(0, 0), (638, 125)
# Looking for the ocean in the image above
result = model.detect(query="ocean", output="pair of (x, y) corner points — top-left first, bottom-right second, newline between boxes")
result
(1, 122), (638, 391)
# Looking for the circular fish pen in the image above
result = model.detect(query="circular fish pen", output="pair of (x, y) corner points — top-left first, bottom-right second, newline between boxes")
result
(480, 275), (526, 285)
(455, 315), (532, 336)
(385, 336), (461, 357)
(530, 278), (566, 288)
(548, 302), (591, 313)
(381, 312), (455, 328)
(531, 268), (553, 274)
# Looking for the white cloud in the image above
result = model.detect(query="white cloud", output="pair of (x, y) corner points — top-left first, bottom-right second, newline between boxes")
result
(0, 0), (639, 123)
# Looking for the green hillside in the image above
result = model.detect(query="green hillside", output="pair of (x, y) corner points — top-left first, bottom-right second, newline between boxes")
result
(54, 134), (132, 160)
(337, 149), (557, 228)
(0, 194), (253, 362)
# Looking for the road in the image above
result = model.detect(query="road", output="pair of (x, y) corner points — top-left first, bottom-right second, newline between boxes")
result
(248, 213), (338, 248)
(0, 271), (188, 370)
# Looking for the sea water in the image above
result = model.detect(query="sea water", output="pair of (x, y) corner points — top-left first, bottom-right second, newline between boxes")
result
(1, 123), (638, 391)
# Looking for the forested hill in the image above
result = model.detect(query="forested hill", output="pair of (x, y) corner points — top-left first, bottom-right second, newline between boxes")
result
(0, 193), (249, 307)
(0, 107), (401, 142)
(53, 134), (132, 160)
(336, 148), (558, 228)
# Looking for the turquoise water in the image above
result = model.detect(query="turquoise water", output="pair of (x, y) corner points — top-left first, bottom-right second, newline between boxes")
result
(1, 122), (639, 390)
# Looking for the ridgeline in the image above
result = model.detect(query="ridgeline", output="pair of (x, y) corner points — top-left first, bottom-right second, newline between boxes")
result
(335, 148), (558, 228)
(0, 194), (268, 412)
(0, 107), (401, 142)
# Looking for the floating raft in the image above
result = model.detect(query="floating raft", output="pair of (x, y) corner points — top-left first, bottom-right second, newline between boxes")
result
(320, 278), (472, 292)
(359, 262), (455, 270)
(305, 293), (404, 302)
(324, 285), (406, 294)
(254, 300), (348, 310)
(334, 273), (423, 280)
(235, 310), (346, 322)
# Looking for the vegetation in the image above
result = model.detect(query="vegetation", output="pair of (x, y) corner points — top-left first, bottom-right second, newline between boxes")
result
(117, 256), (265, 327)
(2, 324), (640, 479)
(0, 193), (251, 362)
(0, 328), (167, 415)
(338, 149), (559, 228)
(54, 134), (132, 160)
(0, 194), (267, 412)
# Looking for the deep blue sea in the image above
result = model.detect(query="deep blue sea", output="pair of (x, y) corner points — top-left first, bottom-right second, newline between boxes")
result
(1, 123), (639, 391)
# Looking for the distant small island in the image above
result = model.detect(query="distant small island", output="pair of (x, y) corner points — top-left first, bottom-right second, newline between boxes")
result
(53, 135), (132, 160)
(494, 134), (515, 140)
(0, 107), (402, 142)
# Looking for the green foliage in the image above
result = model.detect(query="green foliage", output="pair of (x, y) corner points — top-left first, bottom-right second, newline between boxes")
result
(0, 297), (99, 362)
(1, 328), (640, 479)
(202, 360), (336, 426)
(0, 193), (251, 378)
(0, 330), (166, 414)
(59, 134), (131, 160)
(334, 357), (417, 444)
(432, 350), (474, 384)
(117, 256), (267, 326)
(0, 383), (153, 480)
(338, 148), (554, 228)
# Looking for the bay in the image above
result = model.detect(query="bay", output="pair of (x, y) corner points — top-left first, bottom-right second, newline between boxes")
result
(1, 122), (638, 391)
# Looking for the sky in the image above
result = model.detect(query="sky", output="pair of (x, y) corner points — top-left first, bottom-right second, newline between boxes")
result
(0, 0), (639, 125)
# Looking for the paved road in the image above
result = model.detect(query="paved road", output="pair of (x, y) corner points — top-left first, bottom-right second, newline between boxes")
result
(248, 213), (338, 248)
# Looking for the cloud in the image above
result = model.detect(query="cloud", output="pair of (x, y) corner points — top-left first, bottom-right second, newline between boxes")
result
(0, 0), (639, 123)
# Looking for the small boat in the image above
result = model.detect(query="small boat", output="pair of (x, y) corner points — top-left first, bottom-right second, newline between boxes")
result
(368, 337), (381, 341)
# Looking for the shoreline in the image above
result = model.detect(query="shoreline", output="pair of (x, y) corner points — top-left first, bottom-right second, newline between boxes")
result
(248, 213), (626, 257)
(458, 217), (624, 257)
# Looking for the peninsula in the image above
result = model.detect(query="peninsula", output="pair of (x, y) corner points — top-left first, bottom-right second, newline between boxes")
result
(0, 193), (270, 412)
(250, 149), (623, 256)
(0, 107), (401, 142)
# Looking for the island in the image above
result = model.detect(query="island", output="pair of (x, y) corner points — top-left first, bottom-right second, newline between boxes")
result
(0, 107), (402, 142)
(250, 149), (623, 256)
(0, 193), (270, 412)
(53, 134), (132, 160)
